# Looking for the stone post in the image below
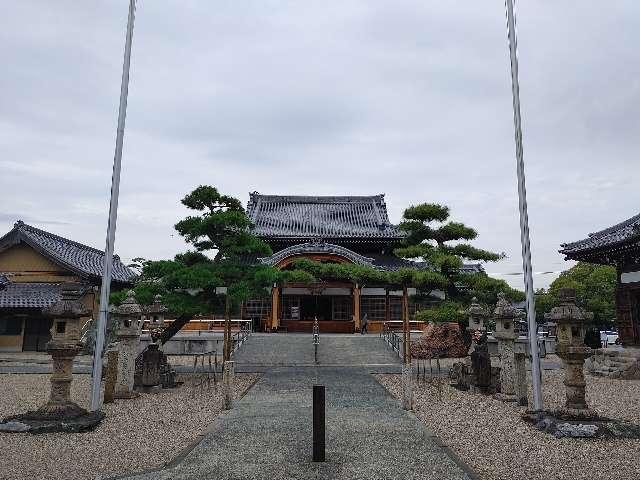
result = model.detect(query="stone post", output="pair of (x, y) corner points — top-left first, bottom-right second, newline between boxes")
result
(223, 360), (235, 410)
(40, 283), (91, 415)
(493, 293), (520, 402)
(103, 349), (119, 404)
(402, 362), (413, 410)
(111, 290), (142, 399)
(545, 288), (597, 418)
(514, 340), (528, 407)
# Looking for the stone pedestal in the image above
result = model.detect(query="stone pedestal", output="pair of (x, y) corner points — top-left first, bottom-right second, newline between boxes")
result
(402, 363), (413, 411)
(114, 330), (140, 399)
(111, 291), (142, 400)
(104, 349), (119, 404)
(492, 293), (520, 402)
(223, 361), (235, 410)
(514, 341), (528, 407)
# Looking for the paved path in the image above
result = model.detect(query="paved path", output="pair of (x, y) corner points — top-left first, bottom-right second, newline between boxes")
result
(124, 366), (471, 480)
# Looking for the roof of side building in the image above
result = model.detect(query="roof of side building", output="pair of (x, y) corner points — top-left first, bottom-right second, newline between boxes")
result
(0, 221), (135, 283)
(560, 212), (640, 261)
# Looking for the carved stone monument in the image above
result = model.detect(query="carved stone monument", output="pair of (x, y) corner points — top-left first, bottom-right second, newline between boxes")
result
(493, 293), (520, 402)
(112, 290), (142, 399)
(470, 331), (492, 393)
(0, 283), (104, 433)
(546, 288), (597, 418)
(140, 344), (162, 393)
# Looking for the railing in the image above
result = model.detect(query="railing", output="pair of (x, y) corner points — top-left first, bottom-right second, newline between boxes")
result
(380, 322), (403, 358)
(231, 323), (251, 354)
(313, 318), (320, 364)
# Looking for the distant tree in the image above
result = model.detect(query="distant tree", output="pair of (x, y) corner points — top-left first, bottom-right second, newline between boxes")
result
(536, 262), (617, 329)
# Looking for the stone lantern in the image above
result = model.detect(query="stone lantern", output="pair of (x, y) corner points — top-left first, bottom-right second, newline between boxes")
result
(41, 283), (90, 415)
(147, 294), (168, 329)
(545, 288), (597, 418)
(111, 290), (142, 399)
(493, 292), (521, 401)
(0, 283), (104, 432)
(466, 297), (488, 332)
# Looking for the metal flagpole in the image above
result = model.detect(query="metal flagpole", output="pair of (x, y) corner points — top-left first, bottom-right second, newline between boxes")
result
(90, 0), (137, 412)
(504, 0), (543, 412)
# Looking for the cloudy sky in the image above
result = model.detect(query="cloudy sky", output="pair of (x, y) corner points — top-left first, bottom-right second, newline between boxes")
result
(1, 1), (638, 290)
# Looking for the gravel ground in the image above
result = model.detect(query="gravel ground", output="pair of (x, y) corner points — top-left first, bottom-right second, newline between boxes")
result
(0, 373), (258, 480)
(377, 370), (640, 480)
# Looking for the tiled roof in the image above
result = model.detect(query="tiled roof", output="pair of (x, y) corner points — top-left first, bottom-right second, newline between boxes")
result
(560, 213), (640, 257)
(0, 281), (61, 309)
(247, 193), (404, 242)
(0, 221), (134, 283)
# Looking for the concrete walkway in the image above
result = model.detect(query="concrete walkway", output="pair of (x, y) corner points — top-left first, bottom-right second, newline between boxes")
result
(123, 365), (472, 480)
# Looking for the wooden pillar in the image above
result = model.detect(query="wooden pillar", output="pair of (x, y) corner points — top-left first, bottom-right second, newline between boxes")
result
(353, 283), (361, 333)
(402, 285), (410, 364)
(271, 285), (280, 331)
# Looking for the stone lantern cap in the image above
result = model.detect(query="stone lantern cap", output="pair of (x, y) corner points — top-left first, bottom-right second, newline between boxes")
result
(111, 290), (142, 317)
(544, 288), (593, 325)
(43, 283), (91, 319)
(146, 294), (168, 314)
(493, 292), (521, 320)
(467, 297), (488, 319)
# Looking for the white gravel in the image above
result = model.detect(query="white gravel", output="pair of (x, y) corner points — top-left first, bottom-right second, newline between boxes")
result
(377, 370), (640, 480)
(0, 373), (258, 480)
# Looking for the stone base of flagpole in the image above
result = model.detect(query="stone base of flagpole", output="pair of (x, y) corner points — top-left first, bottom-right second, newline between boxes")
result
(222, 361), (235, 410)
(402, 363), (413, 411)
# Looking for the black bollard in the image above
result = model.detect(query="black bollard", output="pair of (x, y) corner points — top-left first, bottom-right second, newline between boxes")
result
(313, 385), (325, 462)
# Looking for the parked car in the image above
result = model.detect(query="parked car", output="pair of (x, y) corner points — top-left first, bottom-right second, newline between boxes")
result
(600, 330), (619, 346)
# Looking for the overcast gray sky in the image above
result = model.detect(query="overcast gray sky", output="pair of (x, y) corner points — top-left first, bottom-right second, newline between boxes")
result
(1, 1), (638, 290)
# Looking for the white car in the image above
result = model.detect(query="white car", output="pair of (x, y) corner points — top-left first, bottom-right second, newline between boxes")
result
(600, 330), (619, 346)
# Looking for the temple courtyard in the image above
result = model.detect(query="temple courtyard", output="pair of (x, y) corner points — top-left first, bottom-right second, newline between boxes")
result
(0, 335), (639, 480)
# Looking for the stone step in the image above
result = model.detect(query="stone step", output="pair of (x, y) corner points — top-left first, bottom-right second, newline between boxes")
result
(233, 333), (402, 367)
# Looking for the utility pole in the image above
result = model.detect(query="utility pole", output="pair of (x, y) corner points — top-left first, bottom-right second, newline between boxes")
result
(504, 0), (543, 412)
(90, 0), (137, 412)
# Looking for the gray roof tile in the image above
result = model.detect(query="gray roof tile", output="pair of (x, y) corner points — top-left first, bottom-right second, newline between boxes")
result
(560, 212), (640, 257)
(0, 281), (61, 309)
(247, 193), (404, 241)
(0, 221), (134, 283)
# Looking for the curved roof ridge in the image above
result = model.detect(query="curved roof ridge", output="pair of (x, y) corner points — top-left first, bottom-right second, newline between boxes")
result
(14, 221), (113, 256)
(0, 221), (134, 283)
(259, 241), (378, 268)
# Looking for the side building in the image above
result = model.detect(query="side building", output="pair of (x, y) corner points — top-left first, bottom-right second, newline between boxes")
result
(0, 221), (134, 351)
(243, 193), (473, 333)
(560, 212), (640, 346)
